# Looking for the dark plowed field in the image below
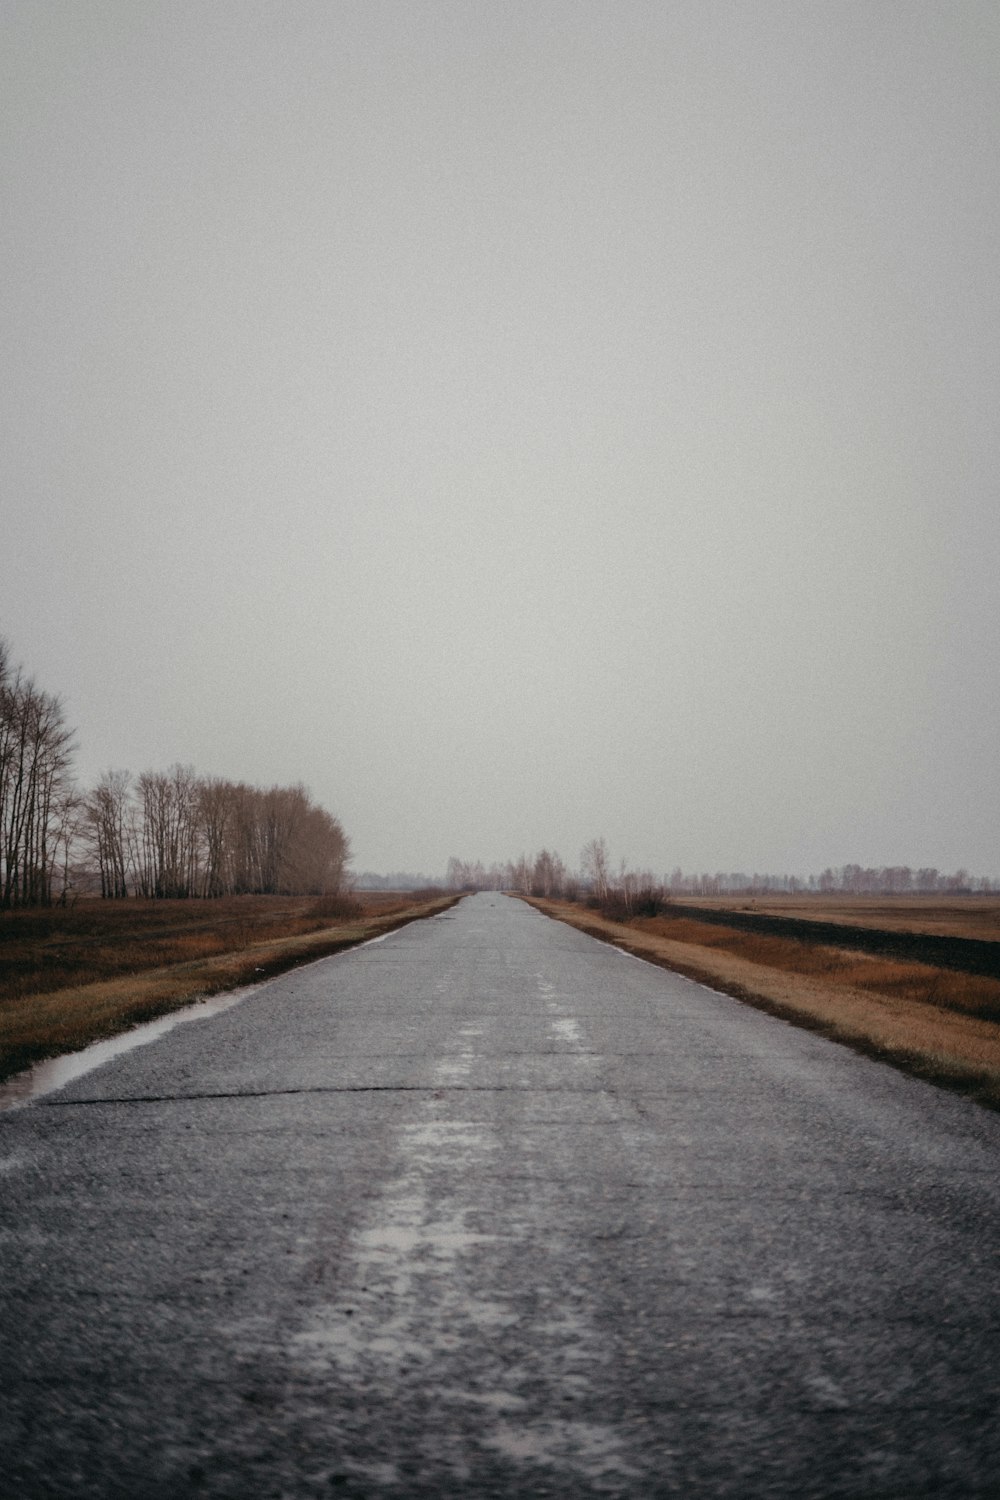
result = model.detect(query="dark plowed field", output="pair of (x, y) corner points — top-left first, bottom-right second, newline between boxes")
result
(662, 903), (1000, 980)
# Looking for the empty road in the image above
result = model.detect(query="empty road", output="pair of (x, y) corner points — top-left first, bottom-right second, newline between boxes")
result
(2, 892), (999, 1497)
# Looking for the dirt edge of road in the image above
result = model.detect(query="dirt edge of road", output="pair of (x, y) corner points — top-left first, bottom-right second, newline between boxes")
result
(0, 894), (461, 1085)
(523, 897), (1000, 1112)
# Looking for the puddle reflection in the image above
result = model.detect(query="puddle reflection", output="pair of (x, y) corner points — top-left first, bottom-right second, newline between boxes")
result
(0, 986), (256, 1112)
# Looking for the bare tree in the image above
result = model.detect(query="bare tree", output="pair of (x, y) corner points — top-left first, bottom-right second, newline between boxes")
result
(86, 770), (133, 898)
(580, 837), (610, 902)
(531, 849), (566, 898)
(50, 783), (86, 905)
(0, 649), (75, 908)
(197, 776), (236, 897)
(280, 796), (350, 894)
(135, 765), (200, 898)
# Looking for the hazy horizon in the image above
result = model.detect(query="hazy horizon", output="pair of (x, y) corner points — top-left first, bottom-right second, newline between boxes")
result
(4, 2), (998, 878)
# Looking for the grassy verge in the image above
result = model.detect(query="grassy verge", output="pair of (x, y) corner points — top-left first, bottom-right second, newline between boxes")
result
(524, 897), (1000, 1111)
(0, 893), (459, 1084)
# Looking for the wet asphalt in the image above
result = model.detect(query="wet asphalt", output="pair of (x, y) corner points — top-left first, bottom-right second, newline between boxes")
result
(1, 891), (999, 1498)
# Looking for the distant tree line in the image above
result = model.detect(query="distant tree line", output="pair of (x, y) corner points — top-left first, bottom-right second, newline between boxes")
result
(446, 851), (580, 899)
(445, 838), (998, 910)
(0, 637), (350, 907)
(661, 864), (996, 896)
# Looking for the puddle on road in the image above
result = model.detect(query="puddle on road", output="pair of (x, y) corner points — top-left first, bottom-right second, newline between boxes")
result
(0, 986), (257, 1112)
(0, 924), (413, 1114)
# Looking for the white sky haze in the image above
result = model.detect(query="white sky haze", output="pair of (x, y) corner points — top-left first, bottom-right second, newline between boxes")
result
(3, 2), (998, 877)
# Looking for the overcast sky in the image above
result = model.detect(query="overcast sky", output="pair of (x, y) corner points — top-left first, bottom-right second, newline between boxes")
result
(3, 1), (998, 878)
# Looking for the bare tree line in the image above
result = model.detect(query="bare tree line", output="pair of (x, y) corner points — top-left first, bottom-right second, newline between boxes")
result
(1, 638), (350, 906)
(87, 767), (350, 900)
(446, 851), (579, 899)
(662, 864), (997, 897)
(0, 640), (77, 909)
(446, 837), (998, 908)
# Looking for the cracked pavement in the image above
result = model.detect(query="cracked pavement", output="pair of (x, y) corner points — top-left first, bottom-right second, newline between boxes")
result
(2, 892), (1000, 1497)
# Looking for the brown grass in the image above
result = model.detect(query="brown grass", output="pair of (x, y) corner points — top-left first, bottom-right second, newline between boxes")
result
(526, 898), (1000, 1111)
(630, 914), (1000, 1023)
(0, 892), (458, 1084)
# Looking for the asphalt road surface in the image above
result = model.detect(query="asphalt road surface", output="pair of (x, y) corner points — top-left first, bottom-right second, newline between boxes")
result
(2, 893), (999, 1498)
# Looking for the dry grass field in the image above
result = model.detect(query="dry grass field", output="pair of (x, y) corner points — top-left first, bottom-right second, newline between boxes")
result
(0, 891), (456, 1085)
(526, 896), (1000, 1110)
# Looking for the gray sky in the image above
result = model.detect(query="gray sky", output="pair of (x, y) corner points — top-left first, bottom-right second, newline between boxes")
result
(3, 1), (998, 878)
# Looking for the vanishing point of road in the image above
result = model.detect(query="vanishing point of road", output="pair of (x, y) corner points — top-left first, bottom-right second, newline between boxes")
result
(2, 893), (999, 1498)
